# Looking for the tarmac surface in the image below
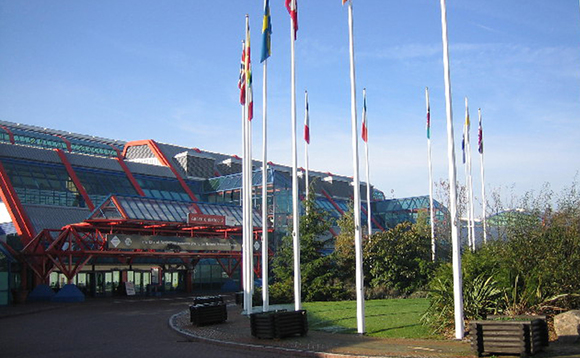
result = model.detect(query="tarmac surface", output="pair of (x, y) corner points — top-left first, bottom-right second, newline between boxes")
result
(1, 293), (579, 358)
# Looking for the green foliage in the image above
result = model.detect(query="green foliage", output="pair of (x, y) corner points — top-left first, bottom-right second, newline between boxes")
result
(423, 181), (580, 334)
(270, 186), (342, 303)
(422, 264), (502, 335)
(365, 222), (434, 296)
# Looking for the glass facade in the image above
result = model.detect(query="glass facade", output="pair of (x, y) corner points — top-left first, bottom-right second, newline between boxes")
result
(134, 174), (191, 202)
(0, 249), (9, 305)
(0, 128), (120, 158)
(73, 167), (138, 206)
(372, 196), (447, 229)
(2, 158), (84, 207)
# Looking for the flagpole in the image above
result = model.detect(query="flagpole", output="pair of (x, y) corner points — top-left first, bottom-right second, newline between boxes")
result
(478, 108), (487, 244)
(426, 87), (436, 261)
(362, 88), (372, 238)
(261, 60), (269, 313)
(288, 1), (301, 311)
(467, 109), (476, 251)
(465, 98), (476, 251)
(240, 39), (249, 315)
(244, 15), (254, 314)
(346, 0), (365, 334)
(464, 98), (473, 251)
(304, 91), (310, 202)
(261, 0), (272, 312)
(439, 0), (464, 340)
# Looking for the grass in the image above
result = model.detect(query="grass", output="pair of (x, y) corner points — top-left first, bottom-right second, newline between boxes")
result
(302, 298), (433, 339)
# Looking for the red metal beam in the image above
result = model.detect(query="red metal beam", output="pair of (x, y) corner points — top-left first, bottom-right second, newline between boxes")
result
(115, 157), (146, 196)
(53, 134), (72, 152)
(0, 162), (35, 242)
(122, 140), (201, 211)
(321, 188), (344, 215)
(55, 149), (95, 211)
(360, 204), (385, 232)
(0, 125), (15, 144)
(110, 195), (129, 220)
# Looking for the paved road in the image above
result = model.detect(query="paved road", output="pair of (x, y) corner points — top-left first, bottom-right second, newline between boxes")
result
(0, 296), (273, 358)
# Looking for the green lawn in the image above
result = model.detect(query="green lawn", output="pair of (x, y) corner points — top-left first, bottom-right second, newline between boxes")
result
(302, 298), (432, 339)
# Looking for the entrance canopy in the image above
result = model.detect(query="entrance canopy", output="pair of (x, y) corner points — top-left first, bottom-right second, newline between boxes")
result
(87, 194), (262, 229)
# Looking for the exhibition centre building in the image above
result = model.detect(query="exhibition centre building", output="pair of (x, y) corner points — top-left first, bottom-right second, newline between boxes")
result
(0, 120), (446, 304)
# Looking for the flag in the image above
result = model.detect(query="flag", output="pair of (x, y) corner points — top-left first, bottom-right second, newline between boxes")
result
(304, 92), (310, 144)
(461, 133), (465, 163)
(426, 96), (431, 139)
(238, 41), (246, 105)
(285, 0), (298, 39)
(245, 20), (254, 120)
(342, 0), (349, 4)
(261, 0), (272, 63)
(478, 113), (483, 154)
(361, 90), (368, 143)
(462, 107), (470, 164)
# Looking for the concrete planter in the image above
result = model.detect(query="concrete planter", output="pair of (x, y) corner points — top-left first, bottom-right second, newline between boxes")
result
(470, 316), (549, 357)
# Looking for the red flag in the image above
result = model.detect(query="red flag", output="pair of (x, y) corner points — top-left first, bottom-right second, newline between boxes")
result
(304, 94), (310, 144)
(285, 0), (298, 40)
(478, 113), (483, 154)
(238, 42), (246, 105)
(361, 91), (368, 142)
(245, 20), (253, 120)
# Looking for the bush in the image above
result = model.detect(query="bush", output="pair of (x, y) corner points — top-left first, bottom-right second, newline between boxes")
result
(423, 196), (580, 334)
(364, 222), (434, 295)
(422, 264), (502, 335)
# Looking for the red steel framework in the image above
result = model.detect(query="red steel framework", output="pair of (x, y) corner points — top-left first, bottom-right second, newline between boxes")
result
(18, 216), (273, 288)
(122, 139), (201, 211)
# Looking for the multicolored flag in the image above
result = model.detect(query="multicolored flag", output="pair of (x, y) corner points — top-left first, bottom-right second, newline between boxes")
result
(462, 105), (470, 164)
(426, 93), (431, 139)
(342, 0), (349, 4)
(285, 0), (298, 39)
(478, 112), (483, 154)
(245, 21), (253, 120)
(238, 41), (246, 105)
(261, 0), (272, 63)
(304, 92), (310, 144)
(361, 90), (368, 143)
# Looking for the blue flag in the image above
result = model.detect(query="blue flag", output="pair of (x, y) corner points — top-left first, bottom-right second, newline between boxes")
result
(261, 0), (272, 63)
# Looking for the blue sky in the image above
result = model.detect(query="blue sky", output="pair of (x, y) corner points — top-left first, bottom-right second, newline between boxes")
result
(1, 0), (579, 215)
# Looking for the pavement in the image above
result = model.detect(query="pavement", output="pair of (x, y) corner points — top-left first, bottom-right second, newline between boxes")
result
(171, 299), (473, 358)
(2, 294), (579, 358)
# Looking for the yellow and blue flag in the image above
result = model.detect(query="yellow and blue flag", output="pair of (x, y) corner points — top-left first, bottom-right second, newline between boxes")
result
(261, 0), (272, 63)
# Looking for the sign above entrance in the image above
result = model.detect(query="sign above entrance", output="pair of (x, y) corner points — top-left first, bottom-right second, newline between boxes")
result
(187, 213), (228, 226)
(106, 234), (241, 252)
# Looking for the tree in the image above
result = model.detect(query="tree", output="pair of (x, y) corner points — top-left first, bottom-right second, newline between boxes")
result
(270, 185), (347, 303)
(364, 222), (433, 296)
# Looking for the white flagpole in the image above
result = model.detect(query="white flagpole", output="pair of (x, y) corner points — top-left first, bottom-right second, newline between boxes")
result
(346, 0), (365, 334)
(465, 98), (476, 251)
(304, 91), (310, 202)
(478, 108), (487, 244)
(248, 67), (254, 303)
(426, 87), (436, 261)
(439, 0), (464, 340)
(464, 98), (473, 251)
(362, 88), (372, 238)
(244, 15), (254, 314)
(260, 0), (272, 313)
(240, 39), (249, 315)
(261, 55), (269, 313)
(289, 3), (301, 312)
(467, 118), (476, 250)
